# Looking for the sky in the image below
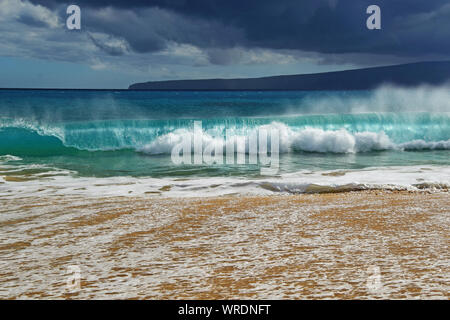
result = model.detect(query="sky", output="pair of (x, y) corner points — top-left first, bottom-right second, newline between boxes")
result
(1, 0), (450, 88)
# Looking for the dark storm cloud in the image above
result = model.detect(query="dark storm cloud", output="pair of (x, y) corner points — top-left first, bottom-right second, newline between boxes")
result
(81, 6), (244, 54)
(29, 0), (450, 61)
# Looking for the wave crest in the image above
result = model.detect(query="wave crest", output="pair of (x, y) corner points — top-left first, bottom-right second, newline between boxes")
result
(1, 113), (449, 154)
(139, 122), (449, 155)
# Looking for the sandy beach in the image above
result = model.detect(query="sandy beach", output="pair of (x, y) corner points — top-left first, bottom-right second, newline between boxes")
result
(0, 190), (448, 299)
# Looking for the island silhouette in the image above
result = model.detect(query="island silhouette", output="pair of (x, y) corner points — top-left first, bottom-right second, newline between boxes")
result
(129, 61), (450, 90)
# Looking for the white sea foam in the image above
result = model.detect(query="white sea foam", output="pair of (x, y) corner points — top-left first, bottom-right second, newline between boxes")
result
(1, 165), (448, 198)
(0, 155), (22, 162)
(290, 128), (394, 153)
(139, 122), (446, 155)
(399, 139), (450, 150)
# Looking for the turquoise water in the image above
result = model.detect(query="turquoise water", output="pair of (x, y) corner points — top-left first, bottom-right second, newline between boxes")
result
(0, 89), (449, 178)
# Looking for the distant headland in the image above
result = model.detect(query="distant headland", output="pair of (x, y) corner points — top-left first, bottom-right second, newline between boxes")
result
(129, 61), (450, 91)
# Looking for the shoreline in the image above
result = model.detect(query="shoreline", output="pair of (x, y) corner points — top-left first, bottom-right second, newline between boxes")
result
(1, 190), (449, 299)
(2, 164), (450, 199)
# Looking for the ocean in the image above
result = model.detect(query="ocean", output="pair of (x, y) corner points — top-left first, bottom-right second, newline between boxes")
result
(1, 87), (450, 299)
(1, 87), (450, 197)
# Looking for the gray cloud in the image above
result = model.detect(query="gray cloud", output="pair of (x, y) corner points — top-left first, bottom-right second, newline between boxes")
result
(87, 32), (129, 56)
(3, 0), (450, 75)
(28, 0), (450, 59)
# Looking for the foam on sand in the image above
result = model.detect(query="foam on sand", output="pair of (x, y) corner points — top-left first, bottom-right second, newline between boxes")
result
(1, 164), (449, 199)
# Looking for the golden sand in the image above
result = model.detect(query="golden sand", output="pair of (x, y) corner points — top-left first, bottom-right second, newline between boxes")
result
(0, 190), (448, 299)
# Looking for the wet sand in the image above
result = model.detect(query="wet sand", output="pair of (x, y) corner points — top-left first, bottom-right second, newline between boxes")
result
(0, 190), (449, 299)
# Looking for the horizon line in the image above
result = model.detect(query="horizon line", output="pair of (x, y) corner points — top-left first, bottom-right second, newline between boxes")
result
(1, 60), (448, 91)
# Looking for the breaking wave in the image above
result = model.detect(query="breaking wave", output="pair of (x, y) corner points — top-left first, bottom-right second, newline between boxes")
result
(0, 112), (449, 156)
